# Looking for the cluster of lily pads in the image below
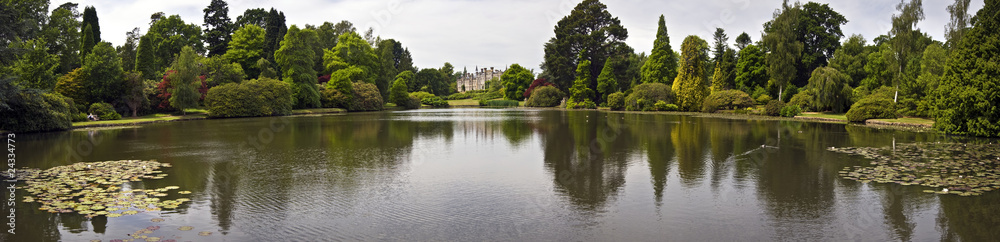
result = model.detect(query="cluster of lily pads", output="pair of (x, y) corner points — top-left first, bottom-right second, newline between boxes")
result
(98, 218), (213, 242)
(16, 160), (192, 218)
(829, 142), (1000, 196)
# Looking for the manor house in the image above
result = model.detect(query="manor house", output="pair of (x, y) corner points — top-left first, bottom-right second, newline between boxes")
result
(457, 67), (504, 92)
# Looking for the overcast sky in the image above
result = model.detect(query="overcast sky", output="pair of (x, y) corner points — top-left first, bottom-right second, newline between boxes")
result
(61, 0), (984, 72)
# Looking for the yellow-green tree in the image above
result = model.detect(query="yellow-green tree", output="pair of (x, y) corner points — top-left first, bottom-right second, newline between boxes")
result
(672, 35), (710, 111)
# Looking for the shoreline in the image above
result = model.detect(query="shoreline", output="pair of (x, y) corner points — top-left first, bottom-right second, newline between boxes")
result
(19, 107), (935, 134)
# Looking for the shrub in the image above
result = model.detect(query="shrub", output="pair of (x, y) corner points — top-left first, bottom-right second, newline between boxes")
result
(780, 105), (802, 117)
(756, 94), (773, 105)
(704, 90), (755, 111)
(565, 99), (596, 109)
(410, 91), (435, 101)
(481, 99), (519, 107)
(523, 78), (555, 99)
(701, 98), (720, 113)
(655, 101), (678, 111)
(607, 92), (625, 110)
(399, 95), (422, 109)
(349, 82), (384, 111)
(421, 96), (450, 108)
(525, 86), (564, 107)
(88, 102), (122, 120)
(321, 87), (351, 108)
(625, 83), (675, 111)
(788, 89), (816, 112)
(764, 100), (785, 116)
(205, 78), (293, 118)
(846, 96), (898, 122)
(446, 92), (471, 100)
(0, 88), (73, 133)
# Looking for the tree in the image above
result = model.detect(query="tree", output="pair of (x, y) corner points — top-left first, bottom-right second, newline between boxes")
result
(805, 67), (852, 112)
(567, 57), (596, 109)
(416, 68), (447, 96)
(275, 25), (320, 109)
(711, 48), (737, 92)
(81, 6), (100, 42)
(501, 64), (533, 101)
(168, 47), (201, 115)
(42, 7), (80, 74)
(596, 58), (617, 103)
(541, 0), (628, 94)
(202, 55), (244, 87)
(934, 0), (1000, 137)
(82, 42), (124, 105)
(388, 71), (411, 105)
(54, 68), (86, 104)
(324, 32), (381, 87)
(735, 44), (767, 94)
(256, 58), (277, 79)
(795, 2), (847, 86)
(263, 8), (286, 66)
(234, 8), (267, 29)
(0, 0), (49, 47)
(829, 34), (869, 86)
(225, 24), (265, 78)
(135, 34), (158, 80)
(203, 0), (233, 56)
(121, 71), (147, 117)
(672, 36), (710, 111)
(8, 38), (59, 90)
(640, 15), (678, 85)
(861, 45), (895, 90)
(735, 32), (751, 50)
(146, 14), (204, 72)
(889, 0), (925, 102)
(80, 24), (96, 64)
(763, 0), (803, 101)
(376, 39), (409, 97)
(710, 27), (729, 76)
(117, 28), (141, 72)
(945, 0), (972, 50)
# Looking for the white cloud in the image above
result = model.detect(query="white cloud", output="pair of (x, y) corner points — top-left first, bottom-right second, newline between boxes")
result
(61, 0), (985, 71)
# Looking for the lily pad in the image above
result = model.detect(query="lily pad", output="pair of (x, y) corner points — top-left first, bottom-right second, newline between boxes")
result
(178, 226), (194, 231)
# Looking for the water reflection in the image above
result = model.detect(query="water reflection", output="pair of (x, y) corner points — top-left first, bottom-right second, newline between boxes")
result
(6, 109), (1000, 241)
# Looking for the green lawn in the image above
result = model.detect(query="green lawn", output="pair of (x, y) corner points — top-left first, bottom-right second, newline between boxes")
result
(447, 99), (480, 106)
(73, 113), (205, 127)
(870, 117), (935, 126)
(292, 108), (346, 114)
(797, 112), (848, 121)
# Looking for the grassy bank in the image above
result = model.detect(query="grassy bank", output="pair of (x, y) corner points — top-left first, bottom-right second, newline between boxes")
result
(73, 108), (346, 129)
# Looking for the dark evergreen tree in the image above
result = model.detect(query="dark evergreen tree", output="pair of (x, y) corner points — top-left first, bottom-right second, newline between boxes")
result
(81, 6), (100, 42)
(203, 0), (233, 56)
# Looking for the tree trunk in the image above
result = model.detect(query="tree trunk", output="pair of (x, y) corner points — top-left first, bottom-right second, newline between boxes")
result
(778, 86), (784, 102)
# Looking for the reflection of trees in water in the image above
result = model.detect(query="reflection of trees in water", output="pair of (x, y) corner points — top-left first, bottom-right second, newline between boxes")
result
(623, 113), (675, 205)
(539, 110), (632, 211)
(671, 116), (708, 188)
(938, 192), (1000, 241)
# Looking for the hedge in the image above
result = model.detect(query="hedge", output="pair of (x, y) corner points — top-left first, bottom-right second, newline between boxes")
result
(348, 82), (384, 111)
(846, 96), (898, 122)
(88, 102), (122, 120)
(0, 87), (73, 133)
(205, 78), (293, 118)
(421, 96), (450, 108)
(765, 100), (785, 117)
(607, 92), (625, 111)
(704, 90), (755, 110)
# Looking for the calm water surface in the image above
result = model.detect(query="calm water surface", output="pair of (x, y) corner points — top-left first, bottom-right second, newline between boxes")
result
(4, 109), (1000, 241)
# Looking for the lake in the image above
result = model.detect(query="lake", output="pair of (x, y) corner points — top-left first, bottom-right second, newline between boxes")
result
(5, 109), (999, 241)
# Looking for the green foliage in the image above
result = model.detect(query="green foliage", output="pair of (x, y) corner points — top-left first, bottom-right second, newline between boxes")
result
(224, 24), (265, 78)
(567, 58), (595, 109)
(421, 96), (449, 108)
(148, 14), (205, 66)
(320, 87), (351, 109)
(655, 101), (677, 112)
(263, 8), (287, 68)
(846, 96), (897, 122)
(735, 44), (768, 93)
(446, 92), (471, 100)
(7, 38), (59, 90)
(415, 68), (449, 96)
(542, 0), (628, 93)
(205, 77), (292, 118)
(80, 24), (96, 64)
(780, 105), (802, 117)
(168, 46), (201, 114)
(256, 58), (277, 79)
(41, 7), (81, 74)
(829, 34), (869, 86)
(735, 32), (752, 50)
(704, 90), (755, 111)
(641, 15), (678, 85)
(120, 71), (149, 117)
(606, 92), (625, 111)
(596, 59), (617, 103)
(788, 88), (816, 112)
(81, 6), (100, 42)
(672, 35), (710, 111)
(135, 34), (159, 80)
(0, 79), (73, 133)
(763, 1), (803, 101)
(765, 100), (786, 117)
(203, 0), (233, 56)
(861, 45), (895, 90)
(348, 82), (383, 111)
(398, 95), (421, 110)
(805, 67), (853, 113)
(711, 48), (737, 92)
(275, 25), (320, 109)
(525, 86), (564, 108)
(756, 94), (773, 105)
(82, 42), (124, 104)
(409, 92), (435, 102)
(324, 32), (381, 87)
(795, 2), (847, 86)
(626, 83), (674, 111)
(501, 64), (534, 101)
(388, 75), (410, 105)
(934, 0), (1000, 137)
(202, 55), (245, 87)
(88, 102), (120, 120)
(54, 68), (86, 109)
(480, 99), (519, 108)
